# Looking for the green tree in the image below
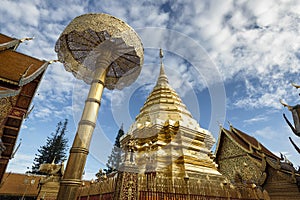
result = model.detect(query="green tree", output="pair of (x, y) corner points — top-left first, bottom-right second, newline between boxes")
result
(104, 125), (125, 174)
(31, 119), (69, 174)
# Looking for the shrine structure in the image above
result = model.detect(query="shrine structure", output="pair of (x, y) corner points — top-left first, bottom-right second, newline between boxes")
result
(0, 33), (52, 183)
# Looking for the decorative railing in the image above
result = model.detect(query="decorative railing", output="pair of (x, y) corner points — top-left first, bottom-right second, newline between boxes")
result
(78, 173), (266, 200)
(78, 176), (116, 200)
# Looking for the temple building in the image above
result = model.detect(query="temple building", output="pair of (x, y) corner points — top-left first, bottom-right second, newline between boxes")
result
(0, 33), (52, 183)
(1, 43), (299, 199)
(108, 50), (263, 199)
(215, 125), (300, 200)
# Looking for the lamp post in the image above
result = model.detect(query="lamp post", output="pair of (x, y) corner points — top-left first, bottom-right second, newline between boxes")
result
(55, 13), (143, 200)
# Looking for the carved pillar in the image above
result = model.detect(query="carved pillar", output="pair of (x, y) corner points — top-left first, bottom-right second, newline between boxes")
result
(114, 139), (139, 200)
(114, 165), (139, 200)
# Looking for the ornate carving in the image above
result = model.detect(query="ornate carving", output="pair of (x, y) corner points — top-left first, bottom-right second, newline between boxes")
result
(217, 136), (262, 184)
(21, 82), (36, 96)
(217, 135), (245, 160)
(0, 96), (17, 127)
(114, 170), (138, 200)
(122, 173), (138, 200)
(39, 162), (64, 176)
(16, 96), (30, 109)
(11, 109), (25, 118)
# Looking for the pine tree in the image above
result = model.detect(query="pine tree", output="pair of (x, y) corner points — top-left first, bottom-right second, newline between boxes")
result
(104, 125), (125, 174)
(31, 119), (69, 174)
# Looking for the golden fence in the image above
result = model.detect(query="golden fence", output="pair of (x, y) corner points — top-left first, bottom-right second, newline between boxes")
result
(78, 174), (266, 200)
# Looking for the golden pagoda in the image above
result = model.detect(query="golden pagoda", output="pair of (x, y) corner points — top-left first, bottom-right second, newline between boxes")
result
(121, 49), (220, 179)
(64, 50), (267, 200)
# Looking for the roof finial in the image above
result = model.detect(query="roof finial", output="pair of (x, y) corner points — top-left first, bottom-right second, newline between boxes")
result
(292, 82), (300, 89)
(227, 121), (233, 129)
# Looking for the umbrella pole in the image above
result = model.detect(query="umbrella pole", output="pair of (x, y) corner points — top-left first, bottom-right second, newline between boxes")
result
(57, 53), (110, 200)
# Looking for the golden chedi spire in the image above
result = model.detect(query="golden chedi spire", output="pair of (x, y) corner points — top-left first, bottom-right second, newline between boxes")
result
(122, 49), (218, 178)
(132, 49), (197, 130)
(156, 49), (169, 86)
(128, 49), (215, 149)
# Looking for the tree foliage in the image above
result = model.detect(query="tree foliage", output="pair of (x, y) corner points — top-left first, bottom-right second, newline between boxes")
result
(104, 126), (125, 174)
(31, 119), (69, 174)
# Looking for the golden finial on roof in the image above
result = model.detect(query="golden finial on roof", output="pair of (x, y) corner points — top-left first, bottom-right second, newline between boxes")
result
(227, 121), (233, 129)
(20, 37), (34, 43)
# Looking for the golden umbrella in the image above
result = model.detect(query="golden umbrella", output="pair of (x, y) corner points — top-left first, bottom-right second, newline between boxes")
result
(55, 13), (143, 200)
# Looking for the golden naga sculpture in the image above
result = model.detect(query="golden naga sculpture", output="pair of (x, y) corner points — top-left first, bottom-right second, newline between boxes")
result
(280, 83), (300, 153)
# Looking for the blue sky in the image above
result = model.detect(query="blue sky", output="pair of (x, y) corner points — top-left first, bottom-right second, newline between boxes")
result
(1, 0), (300, 180)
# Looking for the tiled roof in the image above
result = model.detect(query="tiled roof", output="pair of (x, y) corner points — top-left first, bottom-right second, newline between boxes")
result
(0, 50), (45, 85)
(217, 126), (279, 161)
(0, 33), (15, 44)
(0, 173), (42, 196)
(231, 127), (279, 160)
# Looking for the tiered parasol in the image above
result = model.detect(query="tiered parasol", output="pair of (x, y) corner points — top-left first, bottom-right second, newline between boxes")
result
(55, 13), (143, 200)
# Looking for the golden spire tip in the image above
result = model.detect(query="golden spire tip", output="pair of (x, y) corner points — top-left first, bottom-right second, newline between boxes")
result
(159, 48), (163, 59)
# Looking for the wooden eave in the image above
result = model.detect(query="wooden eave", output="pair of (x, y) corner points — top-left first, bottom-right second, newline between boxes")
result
(0, 32), (50, 183)
(214, 127), (224, 158)
(0, 50), (46, 86)
(0, 33), (20, 51)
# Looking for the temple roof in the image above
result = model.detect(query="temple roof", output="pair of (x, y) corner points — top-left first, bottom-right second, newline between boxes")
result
(0, 50), (47, 86)
(0, 173), (42, 196)
(0, 33), (20, 51)
(216, 125), (280, 161)
(0, 33), (49, 182)
(0, 33), (50, 97)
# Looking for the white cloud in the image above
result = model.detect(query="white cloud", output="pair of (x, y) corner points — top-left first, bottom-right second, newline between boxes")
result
(243, 115), (269, 124)
(253, 126), (277, 139)
(0, 0), (40, 27)
(7, 153), (33, 173)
